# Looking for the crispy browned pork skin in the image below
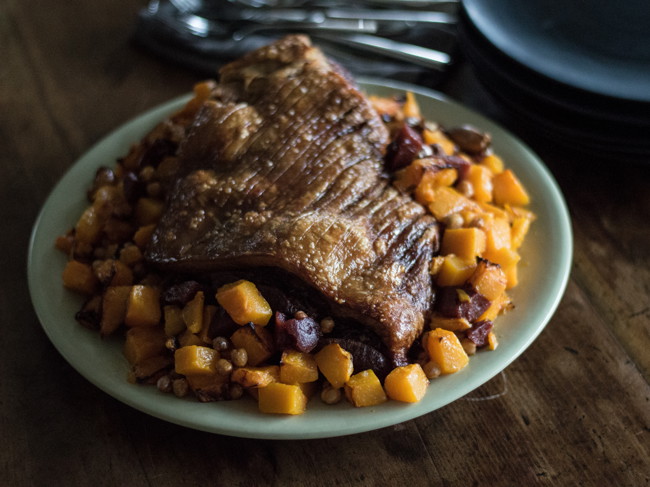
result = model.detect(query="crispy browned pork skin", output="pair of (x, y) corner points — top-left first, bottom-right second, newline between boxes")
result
(146, 35), (440, 365)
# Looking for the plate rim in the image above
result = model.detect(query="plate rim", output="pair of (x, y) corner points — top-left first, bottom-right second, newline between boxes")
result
(28, 78), (573, 439)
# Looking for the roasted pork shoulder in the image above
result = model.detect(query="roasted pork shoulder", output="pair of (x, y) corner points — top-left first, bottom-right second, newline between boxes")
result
(146, 35), (441, 364)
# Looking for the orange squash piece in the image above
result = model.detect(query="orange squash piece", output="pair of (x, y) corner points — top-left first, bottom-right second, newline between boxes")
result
(428, 186), (478, 220)
(492, 169), (530, 206)
(230, 324), (274, 366)
(423, 128), (455, 155)
(124, 327), (166, 366)
(485, 217), (512, 254)
(62, 260), (99, 295)
(344, 370), (387, 408)
(124, 285), (161, 327)
(469, 260), (507, 301)
(440, 227), (487, 261)
(174, 345), (220, 376)
(436, 254), (477, 287)
(258, 382), (308, 415)
(231, 365), (280, 388)
(100, 285), (131, 336)
(280, 350), (319, 384)
(163, 305), (185, 337)
(314, 343), (354, 388)
(133, 224), (156, 249)
(134, 197), (164, 226)
(414, 168), (458, 204)
(74, 206), (103, 245)
(480, 153), (504, 174)
(216, 280), (272, 326)
(182, 290), (204, 333)
(465, 164), (493, 203)
(384, 364), (429, 403)
(424, 328), (469, 375)
(429, 315), (471, 332)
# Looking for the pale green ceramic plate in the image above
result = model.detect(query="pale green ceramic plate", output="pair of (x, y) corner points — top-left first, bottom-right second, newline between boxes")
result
(28, 79), (572, 439)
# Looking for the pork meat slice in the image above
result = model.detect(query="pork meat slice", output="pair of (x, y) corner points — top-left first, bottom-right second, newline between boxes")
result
(146, 35), (440, 364)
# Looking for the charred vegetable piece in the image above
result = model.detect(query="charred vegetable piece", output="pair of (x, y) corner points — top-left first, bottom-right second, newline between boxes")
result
(274, 311), (321, 353)
(162, 280), (203, 306)
(385, 124), (425, 171)
(435, 285), (491, 322)
(231, 366), (280, 388)
(384, 364), (429, 403)
(466, 320), (494, 348)
(258, 382), (308, 415)
(446, 125), (491, 155)
(344, 370), (387, 407)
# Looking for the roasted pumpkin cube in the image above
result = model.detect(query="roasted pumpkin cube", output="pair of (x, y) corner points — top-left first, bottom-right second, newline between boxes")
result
(344, 370), (387, 408)
(440, 227), (486, 261)
(134, 197), (164, 226)
(216, 280), (272, 326)
(428, 186), (479, 220)
(492, 169), (530, 206)
(174, 345), (220, 376)
(429, 315), (471, 332)
(163, 305), (185, 337)
(314, 343), (354, 388)
(280, 350), (319, 384)
(182, 290), (204, 334)
(482, 247), (521, 289)
(258, 382), (307, 415)
(100, 285), (131, 336)
(481, 154), (504, 174)
(74, 206), (103, 245)
(230, 323), (274, 366)
(133, 224), (156, 249)
(177, 329), (203, 347)
(436, 254), (477, 287)
(485, 216), (512, 253)
(423, 128), (455, 155)
(186, 373), (228, 400)
(384, 364), (429, 403)
(124, 285), (161, 327)
(478, 292), (512, 322)
(133, 354), (173, 382)
(231, 365), (280, 388)
(62, 260), (99, 295)
(469, 260), (507, 301)
(414, 168), (458, 204)
(424, 328), (469, 375)
(511, 216), (532, 249)
(124, 327), (166, 366)
(464, 164), (493, 203)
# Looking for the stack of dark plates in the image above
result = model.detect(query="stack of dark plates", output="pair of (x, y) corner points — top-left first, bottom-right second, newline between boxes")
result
(457, 0), (650, 162)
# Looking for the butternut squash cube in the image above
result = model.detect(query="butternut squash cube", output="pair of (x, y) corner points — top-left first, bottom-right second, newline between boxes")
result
(485, 217), (512, 253)
(230, 324), (274, 366)
(62, 260), (99, 295)
(440, 227), (486, 261)
(511, 216), (532, 249)
(482, 247), (521, 289)
(414, 168), (458, 204)
(280, 350), (319, 384)
(134, 197), (164, 226)
(124, 327), (166, 366)
(216, 280), (272, 326)
(133, 224), (156, 249)
(492, 169), (530, 206)
(465, 164), (493, 203)
(423, 128), (456, 155)
(174, 345), (220, 376)
(424, 328), (469, 375)
(436, 254), (477, 287)
(163, 305), (185, 337)
(344, 370), (387, 408)
(100, 285), (131, 336)
(74, 206), (103, 245)
(258, 382), (307, 415)
(428, 186), (479, 220)
(178, 329), (203, 347)
(429, 315), (471, 332)
(478, 292), (512, 322)
(384, 364), (429, 403)
(125, 285), (161, 327)
(469, 260), (507, 301)
(186, 373), (228, 400)
(480, 153), (504, 174)
(231, 365), (280, 388)
(314, 343), (354, 388)
(182, 290), (204, 333)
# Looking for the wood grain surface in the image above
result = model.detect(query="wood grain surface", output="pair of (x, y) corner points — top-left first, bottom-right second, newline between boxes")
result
(2, 1), (648, 485)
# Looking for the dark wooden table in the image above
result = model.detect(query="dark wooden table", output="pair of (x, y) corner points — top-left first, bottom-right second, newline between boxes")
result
(3, 1), (649, 485)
